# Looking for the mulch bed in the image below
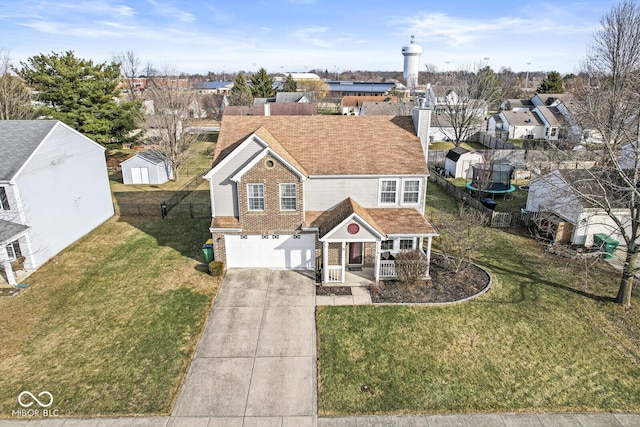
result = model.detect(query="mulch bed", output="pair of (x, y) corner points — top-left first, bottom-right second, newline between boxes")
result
(316, 286), (352, 296)
(369, 254), (490, 304)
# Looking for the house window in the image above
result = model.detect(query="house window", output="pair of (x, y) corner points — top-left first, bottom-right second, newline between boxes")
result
(247, 184), (265, 211)
(379, 180), (398, 204)
(551, 127), (557, 137)
(381, 240), (394, 251)
(399, 238), (415, 251)
(280, 183), (297, 211)
(402, 180), (420, 204)
(6, 240), (21, 260)
(0, 187), (9, 210)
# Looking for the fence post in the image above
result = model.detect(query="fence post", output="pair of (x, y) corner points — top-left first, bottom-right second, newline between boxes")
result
(161, 202), (167, 219)
(190, 203), (194, 219)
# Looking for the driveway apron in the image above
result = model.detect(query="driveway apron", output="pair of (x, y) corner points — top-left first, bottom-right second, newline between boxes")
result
(172, 269), (317, 423)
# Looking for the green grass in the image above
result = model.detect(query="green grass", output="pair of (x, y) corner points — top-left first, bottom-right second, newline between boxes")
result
(0, 218), (220, 417)
(429, 141), (485, 151)
(317, 184), (640, 415)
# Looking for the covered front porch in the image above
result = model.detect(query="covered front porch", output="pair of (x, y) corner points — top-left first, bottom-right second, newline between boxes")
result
(320, 237), (434, 284)
(0, 219), (31, 287)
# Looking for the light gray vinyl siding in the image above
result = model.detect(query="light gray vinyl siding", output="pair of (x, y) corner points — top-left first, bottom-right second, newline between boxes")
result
(121, 154), (172, 185)
(14, 124), (114, 268)
(305, 176), (427, 211)
(210, 140), (264, 217)
(305, 177), (380, 210)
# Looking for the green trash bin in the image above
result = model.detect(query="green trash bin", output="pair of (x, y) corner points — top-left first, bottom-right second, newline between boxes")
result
(593, 233), (619, 259)
(202, 238), (214, 263)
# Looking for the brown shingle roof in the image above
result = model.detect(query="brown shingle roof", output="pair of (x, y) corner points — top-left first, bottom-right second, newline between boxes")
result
(253, 126), (308, 176)
(214, 115), (426, 176)
(211, 216), (241, 229)
(306, 198), (438, 237)
(367, 208), (437, 235)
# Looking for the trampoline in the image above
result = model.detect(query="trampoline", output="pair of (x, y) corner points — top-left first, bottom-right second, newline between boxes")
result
(466, 163), (516, 196)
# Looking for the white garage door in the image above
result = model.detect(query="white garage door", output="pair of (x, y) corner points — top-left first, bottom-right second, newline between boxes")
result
(131, 167), (150, 184)
(225, 234), (315, 269)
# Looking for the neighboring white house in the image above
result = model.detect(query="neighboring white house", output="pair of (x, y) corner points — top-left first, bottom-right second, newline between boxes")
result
(526, 169), (629, 246)
(204, 109), (438, 283)
(499, 109), (546, 140)
(444, 147), (484, 179)
(0, 120), (114, 285)
(120, 150), (173, 185)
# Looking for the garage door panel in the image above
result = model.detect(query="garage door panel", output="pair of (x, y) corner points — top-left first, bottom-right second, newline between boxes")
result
(225, 234), (315, 269)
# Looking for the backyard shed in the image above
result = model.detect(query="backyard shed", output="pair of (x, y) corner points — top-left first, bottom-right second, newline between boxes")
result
(444, 147), (484, 179)
(121, 150), (173, 185)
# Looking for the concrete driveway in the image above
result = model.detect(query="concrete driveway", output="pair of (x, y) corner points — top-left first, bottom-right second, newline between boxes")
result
(172, 269), (317, 426)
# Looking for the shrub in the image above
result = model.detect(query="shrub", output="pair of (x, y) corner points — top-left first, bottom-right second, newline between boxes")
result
(394, 250), (429, 285)
(208, 260), (224, 277)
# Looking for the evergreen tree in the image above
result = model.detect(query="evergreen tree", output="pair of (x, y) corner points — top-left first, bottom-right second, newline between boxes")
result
(537, 71), (564, 93)
(19, 51), (141, 146)
(282, 73), (297, 92)
(229, 72), (253, 106)
(250, 68), (276, 98)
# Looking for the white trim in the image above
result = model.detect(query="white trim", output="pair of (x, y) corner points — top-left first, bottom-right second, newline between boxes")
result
(230, 148), (307, 183)
(401, 178), (421, 205)
(203, 134), (268, 179)
(279, 183), (297, 211)
(210, 227), (243, 233)
(319, 212), (385, 241)
(247, 183), (265, 211)
(378, 178), (399, 206)
(311, 174), (426, 179)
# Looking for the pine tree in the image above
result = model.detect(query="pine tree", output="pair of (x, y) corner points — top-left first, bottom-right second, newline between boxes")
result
(537, 71), (564, 93)
(229, 72), (253, 106)
(282, 73), (297, 92)
(250, 68), (276, 98)
(19, 51), (141, 146)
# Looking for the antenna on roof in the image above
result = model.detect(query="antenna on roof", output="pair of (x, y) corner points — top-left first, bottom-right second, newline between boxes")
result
(410, 34), (415, 43)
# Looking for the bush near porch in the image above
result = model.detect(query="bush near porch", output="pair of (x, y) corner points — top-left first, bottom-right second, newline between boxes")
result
(316, 183), (640, 415)
(0, 217), (220, 416)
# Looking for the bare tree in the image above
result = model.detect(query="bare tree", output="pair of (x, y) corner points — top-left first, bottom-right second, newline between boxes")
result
(113, 50), (141, 101)
(143, 66), (201, 181)
(433, 64), (499, 146)
(433, 203), (489, 273)
(0, 49), (36, 120)
(560, 0), (640, 306)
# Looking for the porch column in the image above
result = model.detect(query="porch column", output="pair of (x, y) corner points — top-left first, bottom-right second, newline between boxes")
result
(2, 260), (16, 286)
(374, 240), (381, 282)
(425, 236), (433, 277)
(322, 240), (329, 283)
(340, 241), (346, 283)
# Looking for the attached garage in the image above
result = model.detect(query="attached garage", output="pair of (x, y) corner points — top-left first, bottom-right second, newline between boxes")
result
(225, 234), (315, 269)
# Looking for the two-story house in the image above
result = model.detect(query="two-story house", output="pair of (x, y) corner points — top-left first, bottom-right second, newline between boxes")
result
(0, 120), (114, 285)
(204, 110), (438, 283)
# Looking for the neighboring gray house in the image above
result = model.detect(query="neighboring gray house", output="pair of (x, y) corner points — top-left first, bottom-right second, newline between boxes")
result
(275, 92), (313, 103)
(0, 120), (114, 285)
(120, 150), (173, 185)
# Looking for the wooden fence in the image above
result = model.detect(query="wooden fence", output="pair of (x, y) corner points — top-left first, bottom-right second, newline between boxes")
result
(429, 170), (523, 228)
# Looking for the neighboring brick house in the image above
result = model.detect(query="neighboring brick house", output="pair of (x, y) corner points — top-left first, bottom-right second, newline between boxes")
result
(204, 111), (438, 283)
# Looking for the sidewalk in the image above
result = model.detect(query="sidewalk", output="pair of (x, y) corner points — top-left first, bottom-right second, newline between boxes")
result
(3, 411), (640, 426)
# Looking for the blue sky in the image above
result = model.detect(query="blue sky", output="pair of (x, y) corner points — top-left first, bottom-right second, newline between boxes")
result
(0, 0), (621, 75)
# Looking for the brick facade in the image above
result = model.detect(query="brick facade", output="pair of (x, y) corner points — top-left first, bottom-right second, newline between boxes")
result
(238, 154), (305, 234)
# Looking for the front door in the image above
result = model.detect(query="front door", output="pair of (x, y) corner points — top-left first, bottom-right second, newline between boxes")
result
(348, 242), (363, 265)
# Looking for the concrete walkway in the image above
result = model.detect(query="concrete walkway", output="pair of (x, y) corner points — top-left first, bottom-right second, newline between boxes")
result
(171, 268), (317, 426)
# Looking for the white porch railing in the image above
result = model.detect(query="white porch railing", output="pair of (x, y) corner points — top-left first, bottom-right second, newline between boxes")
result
(379, 260), (396, 278)
(327, 265), (343, 282)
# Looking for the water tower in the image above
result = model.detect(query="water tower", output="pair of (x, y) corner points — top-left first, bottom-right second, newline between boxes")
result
(402, 35), (423, 89)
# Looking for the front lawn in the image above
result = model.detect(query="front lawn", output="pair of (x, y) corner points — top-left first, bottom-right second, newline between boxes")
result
(317, 184), (640, 415)
(0, 217), (219, 417)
